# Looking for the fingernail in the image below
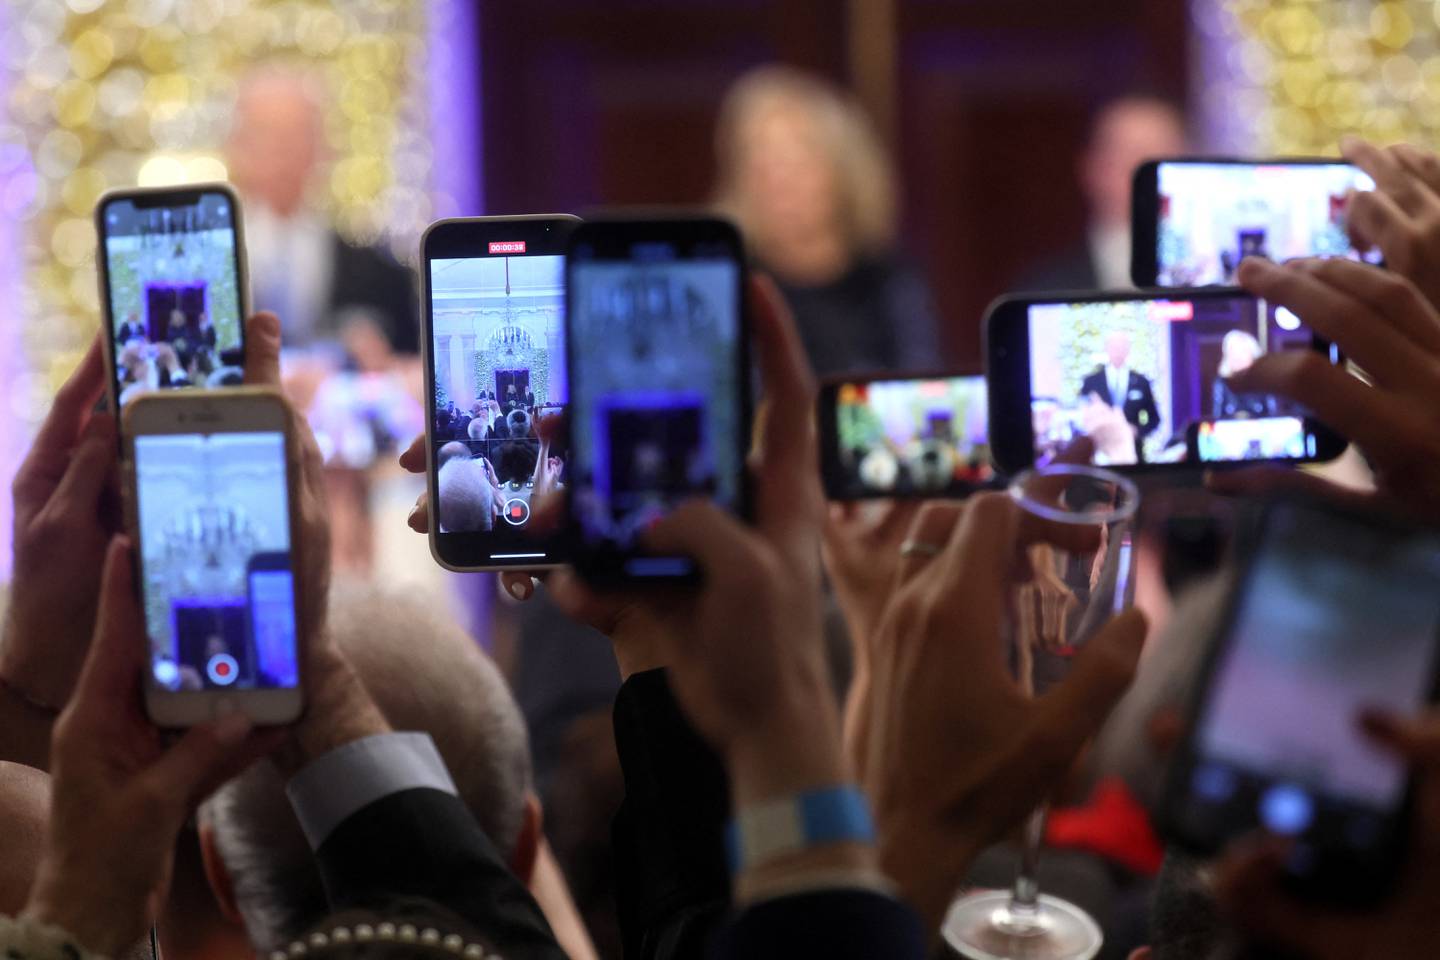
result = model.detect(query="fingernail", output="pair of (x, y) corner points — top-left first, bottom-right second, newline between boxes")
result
(506, 578), (532, 601)
(407, 503), (421, 524)
(213, 712), (253, 747)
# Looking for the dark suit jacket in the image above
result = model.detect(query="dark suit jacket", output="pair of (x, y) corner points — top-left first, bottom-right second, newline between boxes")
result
(1080, 368), (1160, 437)
(315, 787), (565, 960)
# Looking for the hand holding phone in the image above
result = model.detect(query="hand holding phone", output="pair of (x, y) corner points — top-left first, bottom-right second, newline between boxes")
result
(1161, 499), (1440, 903)
(97, 184), (249, 410)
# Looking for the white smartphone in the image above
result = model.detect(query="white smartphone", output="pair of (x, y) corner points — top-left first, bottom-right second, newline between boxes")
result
(123, 389), (304, 726)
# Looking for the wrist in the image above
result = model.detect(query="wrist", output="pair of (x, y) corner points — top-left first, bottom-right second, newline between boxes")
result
(272, 642), (390, 778)
(23, 874), (133, 958)
(877, 812), (985, 929)
(725, 693), (846, 807)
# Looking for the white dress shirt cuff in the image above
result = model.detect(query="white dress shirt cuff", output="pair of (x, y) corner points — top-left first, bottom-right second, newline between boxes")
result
(286, 731), (458, 850)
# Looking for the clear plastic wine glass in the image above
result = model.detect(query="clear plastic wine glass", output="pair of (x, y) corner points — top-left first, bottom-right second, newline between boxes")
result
(942, 463), (1140, 960)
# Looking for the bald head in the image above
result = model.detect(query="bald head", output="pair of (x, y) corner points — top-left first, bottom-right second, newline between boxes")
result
(0, 761), (51, 915)
(225, 67), (324, 218)
(1082, 97), (1187, 229)
(1105, 330), (1133, 368)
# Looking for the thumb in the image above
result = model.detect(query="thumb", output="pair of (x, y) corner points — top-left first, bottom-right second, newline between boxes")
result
(242, 312), (282, 387)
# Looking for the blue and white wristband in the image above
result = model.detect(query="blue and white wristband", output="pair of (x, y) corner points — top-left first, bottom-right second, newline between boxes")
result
(725, 784), (877, 874)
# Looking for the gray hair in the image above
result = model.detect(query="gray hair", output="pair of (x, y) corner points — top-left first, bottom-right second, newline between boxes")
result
(437, 456), (495, 533)
(204, 581), (532, 954)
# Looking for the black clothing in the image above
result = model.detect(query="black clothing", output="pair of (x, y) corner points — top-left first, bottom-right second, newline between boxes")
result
(1080, 367), (1160, 462)
(611, 670), (925, 960)
(775, 254), (940, 378)
(612, 670), (731, 960)
(316, 787), (564, 960)
(1080, 368), (1160, 436)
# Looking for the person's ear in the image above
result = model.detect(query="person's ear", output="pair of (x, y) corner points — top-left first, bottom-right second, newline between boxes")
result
(508, 791), (543, 886)
(197, 819), (245, 925)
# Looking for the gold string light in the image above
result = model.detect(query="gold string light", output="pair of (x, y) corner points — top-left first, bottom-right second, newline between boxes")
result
(3, 0), (434, 417)
(1206, 0), (1440, 154)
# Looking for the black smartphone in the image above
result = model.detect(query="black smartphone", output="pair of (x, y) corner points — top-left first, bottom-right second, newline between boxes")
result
(818, 373), (995, 499)
(97, 184), (249, 411)
(1160, 498), (1440, 902)
(1131, 158), (1381, 287)
(420, 214), (580, 571)
(984, 288), (1346, 475)
(564, 217), (750, 583)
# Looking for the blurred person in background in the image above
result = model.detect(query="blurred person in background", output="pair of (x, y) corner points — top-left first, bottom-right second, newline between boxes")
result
(1019, 94), (1188, 292)
(226, 65), (418, 357)
(228, 66), (430, 578)
(714, 65), (940, 376)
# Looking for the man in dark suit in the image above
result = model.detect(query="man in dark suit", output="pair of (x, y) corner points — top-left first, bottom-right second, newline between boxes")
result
(115, 313), (146, 345)
(1079, 330), (1160, 461)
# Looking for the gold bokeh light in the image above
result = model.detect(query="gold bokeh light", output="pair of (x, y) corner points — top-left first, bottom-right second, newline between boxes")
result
(5, 0), (434, 418)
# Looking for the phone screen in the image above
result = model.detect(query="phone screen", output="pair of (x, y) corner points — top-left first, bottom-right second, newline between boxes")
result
(133, 430), (298, 692)
(1025, 293), (1329, 467)
(567, 238), (744, 574)
(1153, 161), (1379, 286)
(428, 250), (567, 543)
(1176, 504), (1440, 861)
(828, 376), (992, 497)
(102, 191), (245, 406)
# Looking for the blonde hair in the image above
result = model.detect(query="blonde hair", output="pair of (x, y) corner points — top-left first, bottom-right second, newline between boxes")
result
(1218, 329), (1262, 378)
(713, 65), (897, 260)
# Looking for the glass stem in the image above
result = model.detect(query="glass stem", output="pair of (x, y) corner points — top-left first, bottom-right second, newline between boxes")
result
(1010, 805), (1048, 915)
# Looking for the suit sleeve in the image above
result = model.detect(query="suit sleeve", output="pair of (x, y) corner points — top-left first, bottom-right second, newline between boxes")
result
(612, 669), (732, 960)
(711, 889), (926, 960)
(1137, 374), (1161, 437)
(313, 787), (566, 960)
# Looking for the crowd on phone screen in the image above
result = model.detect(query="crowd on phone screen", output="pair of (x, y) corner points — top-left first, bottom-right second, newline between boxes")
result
(6, 62), (1440, 960)
(115, 309), (241, 404)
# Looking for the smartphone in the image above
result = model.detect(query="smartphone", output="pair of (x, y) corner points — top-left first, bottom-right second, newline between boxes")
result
(1161, 498), (1440, 902)
(123, 389), (302, 726)
(818, 373), (995, 499)
(1131, 158), (1380, 287)
(97, 184), (249, 411)
(984, 288), (1346, 474)
(564, 217), (750, 582)
(420, 215), (579, 571)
